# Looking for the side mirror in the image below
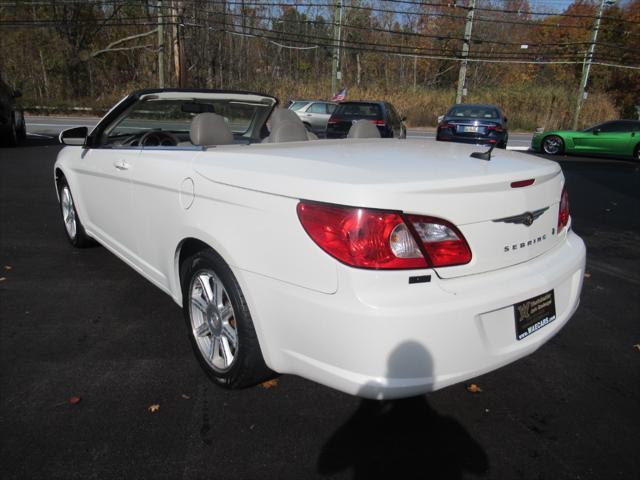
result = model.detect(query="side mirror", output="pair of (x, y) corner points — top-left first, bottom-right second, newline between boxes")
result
(503, 117), (508, 122)
(12, 89), (22, 99)
(59, 126), (88, 146)
(437, 115), (444, 123)
(401, 116), (407, 122)
(593, 129), (600, 135)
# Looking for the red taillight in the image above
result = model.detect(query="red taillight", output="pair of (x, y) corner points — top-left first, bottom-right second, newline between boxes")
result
(297, 202), (426, 269)
(297, 202), (472, 269)
(327, 117), (340, 125)
(374, 119), (386, 126)
(438, 123), (456, 130)
(487, 125), (505, 133)
(558, 186), (570, 233)
(405, 215), (472, 267)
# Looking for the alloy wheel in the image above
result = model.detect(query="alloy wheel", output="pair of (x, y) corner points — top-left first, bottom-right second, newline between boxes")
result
(189, 270), (238, 372)
(61, 186), (77, 240)
(542, 136), (563, 155)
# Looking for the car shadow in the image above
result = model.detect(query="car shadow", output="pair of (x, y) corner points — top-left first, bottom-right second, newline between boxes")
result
(317, 342), (489, 479)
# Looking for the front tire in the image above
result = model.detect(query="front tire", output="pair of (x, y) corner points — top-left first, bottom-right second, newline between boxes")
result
(181, 249), (274, 389)
(58, 178), (92, 247)
(542, 135), (564, 155)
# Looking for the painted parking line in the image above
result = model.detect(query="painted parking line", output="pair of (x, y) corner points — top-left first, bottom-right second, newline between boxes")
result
(507, 146), (531, 151)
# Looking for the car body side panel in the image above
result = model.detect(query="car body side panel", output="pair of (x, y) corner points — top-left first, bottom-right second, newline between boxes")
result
(533, 129), (638, 157)
(118, 148), (339, 302)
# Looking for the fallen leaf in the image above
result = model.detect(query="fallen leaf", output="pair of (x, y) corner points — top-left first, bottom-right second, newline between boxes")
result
(3, 265), (12, 271)
(181, 394), (191, 400)
(466, 383), (482, 394)
(0, 277), (6, 283)
(148, 404), (160, 413)
(69, 396), (82, 405)
(260, 378), (279, 389)
(584, 272), (591, 279)
(633, 344), (640, 352)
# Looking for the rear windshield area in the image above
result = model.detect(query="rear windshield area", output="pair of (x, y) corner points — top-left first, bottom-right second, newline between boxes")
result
(447, 105), (499, 120)
(334, 102), (382, 118)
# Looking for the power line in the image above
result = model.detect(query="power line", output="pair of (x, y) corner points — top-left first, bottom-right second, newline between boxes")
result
(5, 15), (638, 62)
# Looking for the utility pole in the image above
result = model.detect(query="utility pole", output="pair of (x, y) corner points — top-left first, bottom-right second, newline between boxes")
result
(157, 0), (165, 88)
(331, 0), (343, 94)
(455, 0), (476, 104)
(572, 0), (613, 130)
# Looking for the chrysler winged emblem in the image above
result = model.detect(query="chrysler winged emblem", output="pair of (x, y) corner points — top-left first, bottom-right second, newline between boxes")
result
(492, 207), (548, 227)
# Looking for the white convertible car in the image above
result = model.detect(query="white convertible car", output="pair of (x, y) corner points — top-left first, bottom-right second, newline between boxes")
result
(55, 89), (586, 399)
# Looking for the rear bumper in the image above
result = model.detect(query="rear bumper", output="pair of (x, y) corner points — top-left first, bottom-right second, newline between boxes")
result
(437, 132), (507, 146)
(238, 231), (586, 399)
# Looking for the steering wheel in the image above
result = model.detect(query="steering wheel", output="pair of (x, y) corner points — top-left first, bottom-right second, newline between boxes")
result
(139, 129), (179, 147)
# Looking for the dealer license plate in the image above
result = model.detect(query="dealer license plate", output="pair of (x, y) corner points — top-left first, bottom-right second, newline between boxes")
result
(514, 290), (556, 341)
(462, 126), (479, 133)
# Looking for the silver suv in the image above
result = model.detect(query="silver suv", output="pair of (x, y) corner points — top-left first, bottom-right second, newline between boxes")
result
(288, 100), (337, 136)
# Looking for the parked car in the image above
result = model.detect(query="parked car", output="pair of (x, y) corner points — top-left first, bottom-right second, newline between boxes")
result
(0, 76), (26, 146)
(326, 101), (407, 139)
(54, 88), (585, 399)
(287, 99), (337, 135)
(531, 120), (640, 160)
(436, 103), (508, 148)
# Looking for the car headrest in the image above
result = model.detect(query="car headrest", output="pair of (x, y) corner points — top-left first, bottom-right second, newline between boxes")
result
(347, 120), (381, 139)
(269, 108), (302, 127)
(269, 120), (309, 143)
(190, 113), (234, 146)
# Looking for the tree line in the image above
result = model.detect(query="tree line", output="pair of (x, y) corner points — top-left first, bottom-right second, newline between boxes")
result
(0, 0), (638, 128)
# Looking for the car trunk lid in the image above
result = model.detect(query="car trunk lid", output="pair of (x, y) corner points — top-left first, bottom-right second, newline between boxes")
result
(193, 139), (564, 278)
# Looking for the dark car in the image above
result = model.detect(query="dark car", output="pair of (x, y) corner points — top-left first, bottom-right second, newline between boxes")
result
(326, 101), (406, 139)
(0, 76), (26, 146)
(436, 103), (508, 148)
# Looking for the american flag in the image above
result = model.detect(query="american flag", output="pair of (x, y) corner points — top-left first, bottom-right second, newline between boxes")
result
(332, 88), (347, 102)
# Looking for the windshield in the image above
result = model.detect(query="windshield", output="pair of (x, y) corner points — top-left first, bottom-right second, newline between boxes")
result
(289, 101), (309, 111)
(447, 106), (499, 120)
(107, 98), (265, 140)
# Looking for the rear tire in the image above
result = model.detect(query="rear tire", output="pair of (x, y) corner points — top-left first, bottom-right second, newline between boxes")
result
(58, 177), (92, 248)
(542, 135), (564, 155)
(181, 249), (274, 389)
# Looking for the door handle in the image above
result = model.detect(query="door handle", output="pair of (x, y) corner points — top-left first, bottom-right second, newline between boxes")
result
(113, 159), (130, 171)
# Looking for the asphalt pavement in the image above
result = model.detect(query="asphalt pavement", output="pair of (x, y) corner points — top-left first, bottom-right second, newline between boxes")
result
(0, 134), (639, 480)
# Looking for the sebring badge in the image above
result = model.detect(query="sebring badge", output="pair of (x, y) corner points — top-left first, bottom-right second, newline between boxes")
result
(492, 207), (548, 227)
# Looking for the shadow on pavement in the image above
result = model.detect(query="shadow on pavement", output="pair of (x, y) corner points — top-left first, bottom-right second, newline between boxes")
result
(0, 135), (59, 150)
(317, 342), (488, 479)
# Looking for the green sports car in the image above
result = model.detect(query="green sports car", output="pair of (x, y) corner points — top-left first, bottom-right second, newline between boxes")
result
(531, 120), (640, 161)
